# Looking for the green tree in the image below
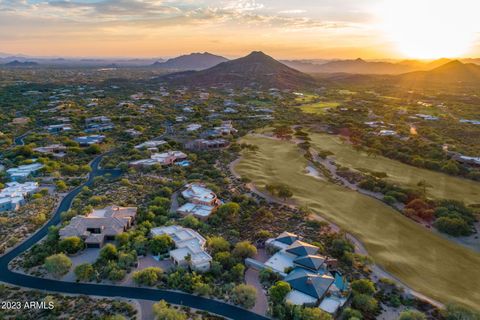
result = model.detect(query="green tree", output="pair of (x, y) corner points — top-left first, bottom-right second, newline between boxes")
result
(150, 235), (174, 255)
(85, 144), (101, 155)
(232, 241), (257, 260)
(442, 160), (460, 175)
(351, 279), (376, 296)
(352, 294), (378, 314)
(434, 217), (471, 237)
(268, 281), (291, 304)
(277, 184), (293, 201)
(216, 202), (240, 220)
(231, 284), (257, 309)
(133, 267), (163, 286)
(55, 180), (68, 192)
(444, 303), (480, 320)
(59, 236), (84, 254)
(342, 308), (363, 320)
(44, 253), (72, 277)
(152, 300), (187, 320)
(206, 236), (230, 254)
(74, 263), (95, 282)
(299, 307), (333, 320)
(100, 243), (118, 261)
(398, 310), (427, 320)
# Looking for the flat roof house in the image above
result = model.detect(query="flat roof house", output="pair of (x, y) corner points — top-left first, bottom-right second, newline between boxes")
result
(59, 205), (137, 248)
(177, 183), (221, 219)
(134, 140), (167, 150)
(0, 181), (39, 212)
(45, 124), (72, 133)
(129, 151), (187, 167)
(150, 225), (212, 272)
(33, 144), (67, 158)
(185, 139), (230, 151)
(7, 163), (44, 182)
(74, 135), (105, 146)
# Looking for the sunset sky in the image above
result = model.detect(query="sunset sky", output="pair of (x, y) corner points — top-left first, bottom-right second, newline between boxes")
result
(1, 0), (480, 59)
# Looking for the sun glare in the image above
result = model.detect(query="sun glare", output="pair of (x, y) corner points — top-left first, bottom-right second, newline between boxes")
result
(378, 0), (480, 59)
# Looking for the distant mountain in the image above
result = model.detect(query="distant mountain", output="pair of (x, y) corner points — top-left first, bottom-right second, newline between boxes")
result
(152, 52), (228, 71)
(397, 60), (480, 84)
(284, 58), (416, 75)
(283, 58), (474, 75)
(159, 51), (318, 89)
(4, 60), (39, 67)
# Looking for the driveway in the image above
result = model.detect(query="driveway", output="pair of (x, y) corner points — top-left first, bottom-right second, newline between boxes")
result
(62, 248), (100, 282)
(245, 268), (268, 316)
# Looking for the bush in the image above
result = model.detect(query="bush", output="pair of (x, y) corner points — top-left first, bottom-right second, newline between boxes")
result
(152, 300), (187, 320)
(232, 241), (257, 260)
(352, 294), (378, 314)
(398, 310), (427, 320)
(59, 236), (84, 254)
(74, 263), (95, 282)
(351, 279), (376, 296)
(231, 284), (256, 309)
(149, 235), (174, 255)
(206, 236), (230, 254)
(133, 267), (163, 286)
(44, 253), (72, 277)
(268, 281), (291, 305)
(100, 243), (118, 261)
(434, 216), (471, 237)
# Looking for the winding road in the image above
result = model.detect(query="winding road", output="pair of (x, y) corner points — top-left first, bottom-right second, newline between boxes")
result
(0, 154), (269, 320)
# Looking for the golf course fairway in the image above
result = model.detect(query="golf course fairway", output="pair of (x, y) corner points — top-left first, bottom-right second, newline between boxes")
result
(235, 134), (480, 310)
(308, 133), (480, 205)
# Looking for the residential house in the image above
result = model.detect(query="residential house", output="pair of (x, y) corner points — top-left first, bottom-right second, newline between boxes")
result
(85, 116), (114, 133)
(124, 129), (142, 137)
(129, 151), (187, 167)
(207, 121), (237, 137)
(74, 135), (105, 146)
(186, 124), (202, 132)
(415, 114), (439, 121)
(460, 119), (480, 125)
(33, 144), (67, 157)
(7, 163), (44, 181)
(377, 130), (397, 137)
(185, 139), (230, 151)
(0, 182), (39, 212)
(177, 183), (221, 219)
(450, 153), (480, 167)
(46, 124), (72, 133)
(59, 206), (137, 248)
(134, 140), (167, 150)
(247, 232), (348, 315)
(150, 225), (212, 272)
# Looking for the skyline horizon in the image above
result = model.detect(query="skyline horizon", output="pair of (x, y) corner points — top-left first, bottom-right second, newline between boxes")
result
(2, 1), (480, 60)
(2, 49), (480, 62)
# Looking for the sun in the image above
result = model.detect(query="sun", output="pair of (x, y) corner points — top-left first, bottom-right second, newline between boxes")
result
(377, 0), (479, 59)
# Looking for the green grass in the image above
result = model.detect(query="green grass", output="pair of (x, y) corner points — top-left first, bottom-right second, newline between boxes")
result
(308, 133), (480, 205)
(299, 102), (341, 115)
(236, 134), (480, 310)
(294, 94), (318, 104)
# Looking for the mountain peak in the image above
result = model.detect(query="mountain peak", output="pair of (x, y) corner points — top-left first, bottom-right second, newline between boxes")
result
(152, 52), (228, 70)
(244, 51), (273, 60)
(159, 51), (317, 89)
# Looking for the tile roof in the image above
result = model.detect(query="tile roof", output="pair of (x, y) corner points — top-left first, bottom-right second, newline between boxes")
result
(285, 268), (334, 300)
(293, 254), (326, 271)
(286, 240), (319, 257)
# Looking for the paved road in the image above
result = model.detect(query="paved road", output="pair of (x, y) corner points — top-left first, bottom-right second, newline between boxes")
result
(0, 154), (269, 320)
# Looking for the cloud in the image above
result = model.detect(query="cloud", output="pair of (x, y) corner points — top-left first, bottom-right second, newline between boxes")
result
(278, 9), (306, 14)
